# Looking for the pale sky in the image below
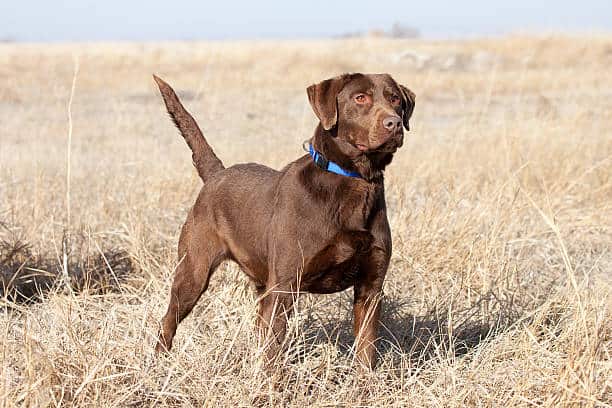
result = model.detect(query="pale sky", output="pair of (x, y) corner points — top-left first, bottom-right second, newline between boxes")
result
(1, 0), (611, 42)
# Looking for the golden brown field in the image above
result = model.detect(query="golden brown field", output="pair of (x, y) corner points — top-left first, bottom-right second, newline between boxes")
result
(1, 35), (611, 407)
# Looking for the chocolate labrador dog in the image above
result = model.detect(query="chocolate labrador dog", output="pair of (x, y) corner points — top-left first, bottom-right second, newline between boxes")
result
(153, 73), (415, 369)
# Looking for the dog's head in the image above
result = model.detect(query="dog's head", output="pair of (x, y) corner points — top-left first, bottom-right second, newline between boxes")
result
(307, 73), (415, 155)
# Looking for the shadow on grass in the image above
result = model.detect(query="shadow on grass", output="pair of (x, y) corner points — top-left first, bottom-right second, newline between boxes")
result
(0, 230), (135, 305)
(377, 298), (505, 364)
(295, 291), (524, 368)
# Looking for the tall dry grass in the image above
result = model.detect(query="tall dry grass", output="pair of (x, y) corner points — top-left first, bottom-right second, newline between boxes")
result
(0, 35), (610, 407)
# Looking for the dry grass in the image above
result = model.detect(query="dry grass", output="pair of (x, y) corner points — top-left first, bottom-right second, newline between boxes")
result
(0, 35), (611, 407)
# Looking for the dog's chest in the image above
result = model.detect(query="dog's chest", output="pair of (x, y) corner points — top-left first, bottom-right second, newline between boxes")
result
(298, 181), (383, 294)
(334, 182), (380, 229)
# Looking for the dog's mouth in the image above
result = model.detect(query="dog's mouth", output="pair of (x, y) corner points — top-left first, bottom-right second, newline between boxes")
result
(355, 133), (403, 153)
(355, 143), (369, 152)
(373, 142), (400, 154)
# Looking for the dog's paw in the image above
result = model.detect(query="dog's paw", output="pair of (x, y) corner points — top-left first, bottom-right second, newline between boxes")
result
(154, 333), (173, 354)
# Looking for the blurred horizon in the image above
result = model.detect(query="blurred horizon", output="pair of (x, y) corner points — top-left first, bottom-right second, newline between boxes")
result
(1, 0), (611, 42)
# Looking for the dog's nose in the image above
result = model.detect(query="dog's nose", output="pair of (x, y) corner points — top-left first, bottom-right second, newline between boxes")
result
(382, 116), (402, 131)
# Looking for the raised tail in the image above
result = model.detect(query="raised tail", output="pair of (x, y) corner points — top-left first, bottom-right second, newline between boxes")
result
(153, 75), (224, 182)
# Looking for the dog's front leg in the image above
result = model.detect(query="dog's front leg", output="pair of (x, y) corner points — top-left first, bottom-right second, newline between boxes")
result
(353, 246), (389, 370)
(352, 206), (392, 370)
(257, 284), (295, 370)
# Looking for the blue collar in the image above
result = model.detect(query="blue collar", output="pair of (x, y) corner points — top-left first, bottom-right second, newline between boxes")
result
(308, 144), (362, 179)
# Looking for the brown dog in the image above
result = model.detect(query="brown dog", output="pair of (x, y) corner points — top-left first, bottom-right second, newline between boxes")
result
(153, 73), (415, 369)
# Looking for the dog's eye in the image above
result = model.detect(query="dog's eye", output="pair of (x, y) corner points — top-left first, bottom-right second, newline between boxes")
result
(390, 95), (401, 105)
(354, 94), (367, 104)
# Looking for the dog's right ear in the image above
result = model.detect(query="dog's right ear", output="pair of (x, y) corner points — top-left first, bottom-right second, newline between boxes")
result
(398, 85), (416, 131)
(306, 74), (351, 131)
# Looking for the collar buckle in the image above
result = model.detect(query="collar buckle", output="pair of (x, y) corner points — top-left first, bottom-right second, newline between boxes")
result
(314, 154), (329, 170)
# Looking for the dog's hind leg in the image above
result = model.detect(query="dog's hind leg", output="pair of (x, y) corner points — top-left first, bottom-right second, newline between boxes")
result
(156, 227), (225, 353)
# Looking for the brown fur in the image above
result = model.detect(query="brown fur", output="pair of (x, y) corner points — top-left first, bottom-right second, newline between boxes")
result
(153, 73), (415, 370)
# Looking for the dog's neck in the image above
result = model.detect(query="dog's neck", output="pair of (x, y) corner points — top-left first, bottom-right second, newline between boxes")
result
(311, 124), (393, 183)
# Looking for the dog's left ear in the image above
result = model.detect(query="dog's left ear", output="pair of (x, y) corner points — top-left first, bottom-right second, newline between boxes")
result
(398, 85), (416, 130)
(307, 74), (351, 131)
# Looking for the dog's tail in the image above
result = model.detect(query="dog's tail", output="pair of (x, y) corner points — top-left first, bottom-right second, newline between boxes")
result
(153, 75), (225, 182)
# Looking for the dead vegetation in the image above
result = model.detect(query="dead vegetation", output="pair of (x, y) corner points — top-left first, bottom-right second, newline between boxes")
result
(0, 35), (610, 406)
(0, 223), (134, 304)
